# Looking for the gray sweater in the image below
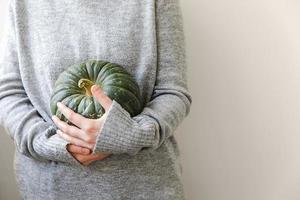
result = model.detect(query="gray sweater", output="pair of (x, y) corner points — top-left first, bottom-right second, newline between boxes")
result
(0, 0), (192, 199)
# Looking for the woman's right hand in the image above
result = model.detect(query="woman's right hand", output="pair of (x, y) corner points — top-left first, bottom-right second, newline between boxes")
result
(67, 144), (111, 166)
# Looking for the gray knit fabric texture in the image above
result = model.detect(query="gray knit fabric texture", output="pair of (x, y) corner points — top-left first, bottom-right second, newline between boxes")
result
(0, 0), (192, 199)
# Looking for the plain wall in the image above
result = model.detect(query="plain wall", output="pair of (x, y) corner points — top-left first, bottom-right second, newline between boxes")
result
(0, 1), (21, 200)
(1, 0), (300, 200)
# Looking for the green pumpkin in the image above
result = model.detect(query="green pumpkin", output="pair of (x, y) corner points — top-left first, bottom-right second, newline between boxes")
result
(50, 59), (142, 124)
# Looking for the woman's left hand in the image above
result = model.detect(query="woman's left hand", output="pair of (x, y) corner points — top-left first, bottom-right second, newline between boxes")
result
(52, 85), (112, 155)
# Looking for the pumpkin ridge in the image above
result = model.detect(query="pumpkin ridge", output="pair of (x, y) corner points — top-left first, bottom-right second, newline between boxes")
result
(65, 67), (83, 79)
(85, 61), (97, 81)
(50, 90), (77, 114)
(55, 93), (82, 119)
(105, 65), (128, 74)
(92, 96), (105, 118)
(99, 68), (129, 83)
(103, 84), (141, 102)
(105, 76), (139, 85)
(82, 97), (96, 119)
(53, 83), (82, 92)
(103, 78), (140, 96)
(96, 63), (121, 83)
(93, 61), (107, 81)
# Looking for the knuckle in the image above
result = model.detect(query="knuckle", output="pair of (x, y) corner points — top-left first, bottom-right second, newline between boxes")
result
(83, 122), (98, 133)
(86, 126), (98, 134)
(84, 135), (94, 143)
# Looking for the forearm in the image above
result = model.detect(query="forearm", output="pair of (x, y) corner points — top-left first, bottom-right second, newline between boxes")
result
(0, 73), (80, 165)
(92, 0), (192, 156)
(93, 88), (191, 156)
(0, 1), (80, 165)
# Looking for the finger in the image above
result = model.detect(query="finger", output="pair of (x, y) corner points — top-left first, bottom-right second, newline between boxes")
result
(72, 153), (111, 166)
(67, 144), (91, 155)
(91, 85), (113, 112)
(57, 130), (94, 149)
(56, 102), (89, 129)
(82, 161), (92, 166)
(52, 115), (87, 141)
(70, 154), (87, 165)
(72, 154), (98, 165)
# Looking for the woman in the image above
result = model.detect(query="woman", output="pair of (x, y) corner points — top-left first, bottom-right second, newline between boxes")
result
(0, 0), (192, 199)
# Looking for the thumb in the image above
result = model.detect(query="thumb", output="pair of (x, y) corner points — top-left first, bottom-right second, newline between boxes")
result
(91, 85), (113, 112)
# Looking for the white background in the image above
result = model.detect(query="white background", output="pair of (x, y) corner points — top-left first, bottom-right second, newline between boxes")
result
(1, 0), (300, 200)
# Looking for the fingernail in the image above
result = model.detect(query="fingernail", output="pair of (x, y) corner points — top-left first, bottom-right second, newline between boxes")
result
(92, 85), (100, 92)
(57, 102), (65, 108)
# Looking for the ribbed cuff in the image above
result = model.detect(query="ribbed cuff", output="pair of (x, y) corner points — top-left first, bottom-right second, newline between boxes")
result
(33, 125), (83, 166)
(92, 100), (156, 156)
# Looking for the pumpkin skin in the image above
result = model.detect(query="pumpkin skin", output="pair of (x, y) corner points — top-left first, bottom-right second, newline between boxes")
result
(50, 59), (142, 124)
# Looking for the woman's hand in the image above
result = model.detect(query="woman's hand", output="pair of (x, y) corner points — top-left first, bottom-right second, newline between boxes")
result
(52, 85), (113, 165)
(66, 144), (111, 166)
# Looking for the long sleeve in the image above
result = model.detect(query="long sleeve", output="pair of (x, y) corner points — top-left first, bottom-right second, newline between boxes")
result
(93, 0), (192, 156)
(0, 1), (81, 165)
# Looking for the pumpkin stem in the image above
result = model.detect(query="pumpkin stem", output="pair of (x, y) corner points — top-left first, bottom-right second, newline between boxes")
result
(78, 79), (94, 96)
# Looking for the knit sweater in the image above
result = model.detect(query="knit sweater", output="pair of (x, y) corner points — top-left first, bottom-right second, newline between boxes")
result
(0, 0), (192, 199)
